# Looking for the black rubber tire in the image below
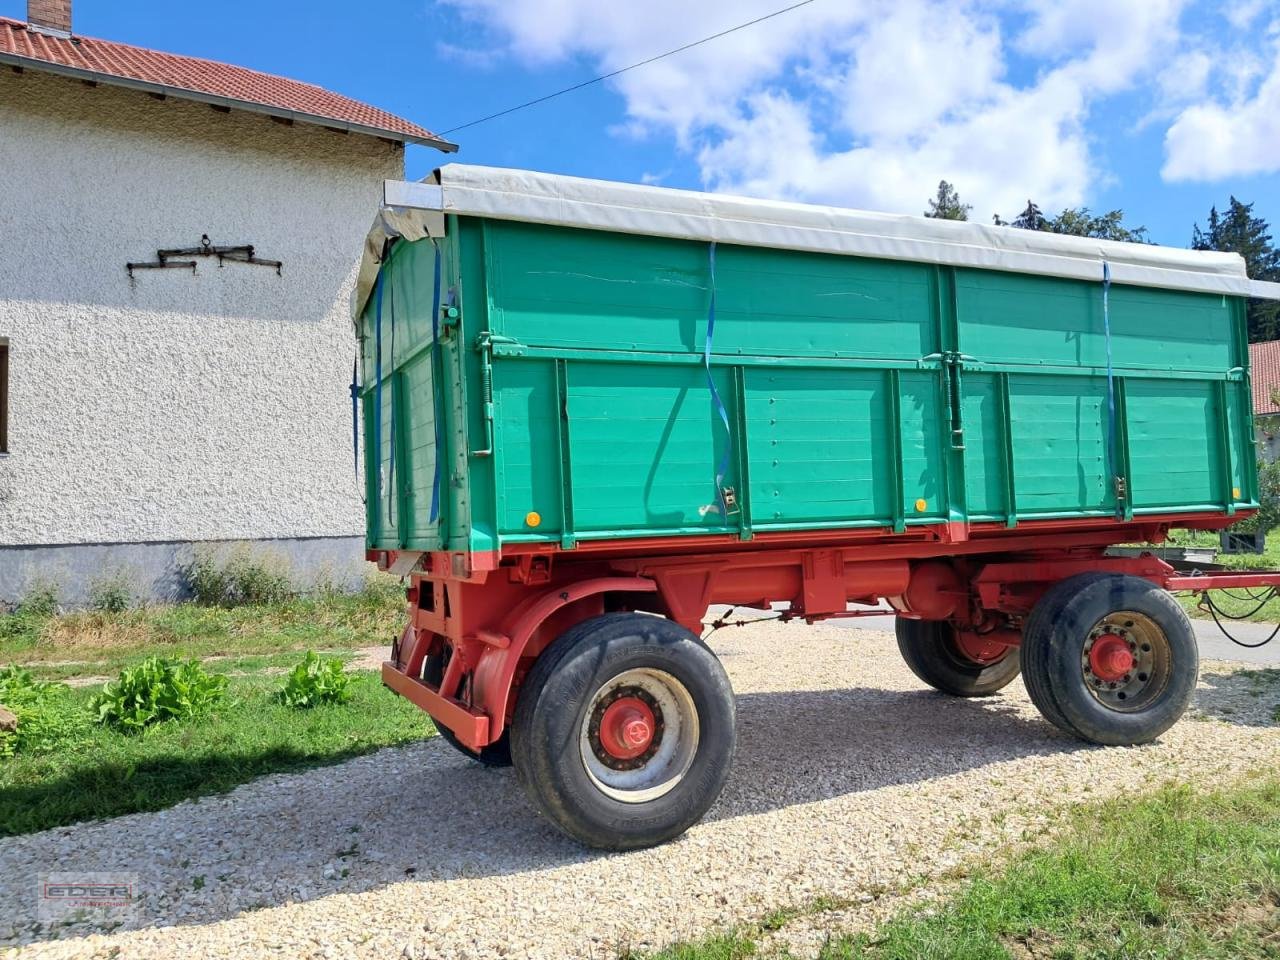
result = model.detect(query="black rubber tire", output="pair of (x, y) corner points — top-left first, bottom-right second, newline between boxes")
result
(1021, 574), (1198, 745)
(1019, 572), (1114, 733)
(510, 612), (736, 850)
(424, 652), (512, 768)
(895, 617), (1022, 697)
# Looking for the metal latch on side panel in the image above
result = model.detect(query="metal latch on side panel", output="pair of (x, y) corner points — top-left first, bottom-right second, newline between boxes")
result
(938, 351), (972, 452)
(471, 332), (528, 458)
(440, 304), (461, 334)
(721, 486), (739, 514)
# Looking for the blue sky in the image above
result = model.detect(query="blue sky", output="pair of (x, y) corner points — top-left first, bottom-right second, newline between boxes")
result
(4, 0), (1277, 248)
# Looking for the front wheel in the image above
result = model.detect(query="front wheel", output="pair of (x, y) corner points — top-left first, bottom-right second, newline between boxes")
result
(1020, 574), (1198, 745)
(510, 612), (736, 850)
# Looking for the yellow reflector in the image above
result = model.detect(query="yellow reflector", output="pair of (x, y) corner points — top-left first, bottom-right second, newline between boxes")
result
(525, 511), (542, 528)
(914, 498), (927, 512)
(1233, 487), (1241, 499)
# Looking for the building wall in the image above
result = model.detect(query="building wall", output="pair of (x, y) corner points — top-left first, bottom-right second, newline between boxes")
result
(1256, 415), (1280, 464)
(0, 70), (402, 603)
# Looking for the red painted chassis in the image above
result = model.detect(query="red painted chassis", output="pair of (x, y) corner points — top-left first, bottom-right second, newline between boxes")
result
(377, 512), (1279, 751)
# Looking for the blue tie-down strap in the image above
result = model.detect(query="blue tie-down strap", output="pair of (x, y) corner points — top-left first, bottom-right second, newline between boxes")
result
(429, 241), (444, 525)
(702, 242), (737, 517)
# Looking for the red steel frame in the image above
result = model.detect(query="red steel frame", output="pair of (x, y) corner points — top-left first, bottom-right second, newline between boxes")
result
(377, 510), (1280, 751)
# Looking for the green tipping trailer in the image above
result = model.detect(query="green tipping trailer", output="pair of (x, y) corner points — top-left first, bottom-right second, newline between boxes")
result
(355, 166), (1280, 849)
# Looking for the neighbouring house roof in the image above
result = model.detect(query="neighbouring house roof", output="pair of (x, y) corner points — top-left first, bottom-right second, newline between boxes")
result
(0, 16), (455, 151)
(1251, 341), (1280, 416)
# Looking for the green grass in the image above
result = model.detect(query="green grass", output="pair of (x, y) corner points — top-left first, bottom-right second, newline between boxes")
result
(637, 776), (1280, 960)
(624, 935), (759, 960)
(0, 670), (434, 836)
(0, 577), (404, 681)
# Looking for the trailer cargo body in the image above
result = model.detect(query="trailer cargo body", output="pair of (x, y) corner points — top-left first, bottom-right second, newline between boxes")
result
(357, 166), (1280, 848)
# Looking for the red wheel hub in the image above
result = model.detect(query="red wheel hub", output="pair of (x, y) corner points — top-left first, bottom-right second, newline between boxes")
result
(598, 696), (656, 760)
(954, 630), (1012, 665)
(1089, 633), (1135, 682)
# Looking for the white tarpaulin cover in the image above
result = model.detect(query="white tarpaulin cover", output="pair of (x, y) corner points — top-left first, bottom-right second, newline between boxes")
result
(354, 164), (1280, 326)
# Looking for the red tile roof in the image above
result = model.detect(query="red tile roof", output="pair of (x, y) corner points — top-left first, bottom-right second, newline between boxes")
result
(0, 16), (454, 150)
(1251, 341), (1280, 415)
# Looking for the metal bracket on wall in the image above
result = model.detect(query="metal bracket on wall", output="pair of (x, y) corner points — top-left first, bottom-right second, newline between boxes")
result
(126, 235), (283, 278)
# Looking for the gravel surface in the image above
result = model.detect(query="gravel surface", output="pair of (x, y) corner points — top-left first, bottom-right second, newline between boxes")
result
(3, 621), (1278, 960)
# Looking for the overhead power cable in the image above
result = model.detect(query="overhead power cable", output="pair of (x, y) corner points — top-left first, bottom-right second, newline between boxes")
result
(440, 0), (820, 135)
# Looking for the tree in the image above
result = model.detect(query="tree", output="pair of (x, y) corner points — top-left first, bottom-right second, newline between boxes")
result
(925, 181), (971, 221)
(1049, 208), (1149, 243)
(1193, 198), (1280, 342)
(1010, 200), (1048, 232)
(991, 200), (1148, 243)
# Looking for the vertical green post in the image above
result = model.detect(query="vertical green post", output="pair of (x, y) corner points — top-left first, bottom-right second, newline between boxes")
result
(935, 266), (968, 525)
(1215, 378), (1237, 517)
(555, 358), (577, 549)
(887, 368), (905, 533)
(996, 371), (1017, 528)
(1114, 377), (1133, 521)
(731, 365), (753, 541)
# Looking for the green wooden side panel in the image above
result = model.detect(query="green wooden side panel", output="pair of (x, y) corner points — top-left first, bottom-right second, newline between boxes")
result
(494, 359), (563, 537)
(370, 375), (401, 543)
(1125, 378), (1221, 509)
(400, 353), (439, 541)
(483, 222), (938, 359)
(565, 362), (735, 534)
(359, 238), (446, 550)
(960, 373), (1006, 519)
(744, 368), (890, 524)
(485, 223), (708, 352)
(713, 246), (937, 360)
(1007, 374), (1114, 515)
(955, 270), (1233, 372)
(899, 371), (946, 519)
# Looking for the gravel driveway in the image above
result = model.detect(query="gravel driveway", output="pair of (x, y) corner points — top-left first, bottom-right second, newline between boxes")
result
(3, 621), (1279, 960)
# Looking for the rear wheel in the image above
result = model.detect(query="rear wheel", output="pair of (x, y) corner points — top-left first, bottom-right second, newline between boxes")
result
(895, 617), (1021, 697)
(510, 612), (736, 850)
(1020, 574), (1197, 745)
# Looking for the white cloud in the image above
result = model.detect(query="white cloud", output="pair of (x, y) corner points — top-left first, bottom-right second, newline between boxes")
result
(442, 0), (1204, 216)
(1162, 40), (1280, 181)
(1156, 50), (1214, 104)
(1224, 0), (1267, 30)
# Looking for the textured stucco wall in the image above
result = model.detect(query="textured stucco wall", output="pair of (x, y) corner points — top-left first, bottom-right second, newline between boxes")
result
(0, 71), (400, 558)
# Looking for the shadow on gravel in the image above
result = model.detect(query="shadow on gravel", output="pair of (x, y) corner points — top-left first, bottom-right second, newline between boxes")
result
(0, 684), (1096, 946)
(1192, 667), (1280, 728)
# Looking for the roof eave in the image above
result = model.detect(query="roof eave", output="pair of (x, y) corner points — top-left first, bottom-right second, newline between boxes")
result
(0, 50), (458, 152)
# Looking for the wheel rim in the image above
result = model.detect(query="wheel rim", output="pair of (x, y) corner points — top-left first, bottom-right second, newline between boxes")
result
(1081, 611), (1172, 712)
(951, 629), (1013, 666)
(579, 668), (699, 804)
